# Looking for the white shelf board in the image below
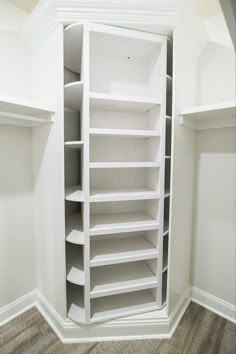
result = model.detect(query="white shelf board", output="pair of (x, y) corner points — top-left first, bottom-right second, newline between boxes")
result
(65, 213), (84, 245)
(90, 188), (160, 202)
(65, 185), (84, 202)
(90, 262), (158, 298)
(90, 92), (159, 113)
(90, 212), (159, 236)
(90, 235), (159, 267)
(64, 82), (83, 111)
(0, 94), (54, 127)
(91, 289), (158, 323)
(90, 128), (160, 138)
(68, 302), (85, 324)
(64, 141), (84, 149)
(166, 74), (172, 93)
(90, 162), (160, 169)
(180, 101), (236, 130)
(64, 23), (83, 74)
(67, 257), (84, 286)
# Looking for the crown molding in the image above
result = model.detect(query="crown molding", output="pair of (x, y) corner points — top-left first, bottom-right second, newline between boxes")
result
(21, 0), (186, 43)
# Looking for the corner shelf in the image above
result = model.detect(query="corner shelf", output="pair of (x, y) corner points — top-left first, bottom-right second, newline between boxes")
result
(0, 94), (54, 127)
(64, 82), (83, 111)
(65, 213), (84, 245)
(90, 92), (160, 113)
(180, 101), (236, 130)
(65, 186), (84, 202)
(90, 212), (159, 236)
(90, 262), (158, 298)
(64, 141), (84, 149)
(90, 236), (159, 266)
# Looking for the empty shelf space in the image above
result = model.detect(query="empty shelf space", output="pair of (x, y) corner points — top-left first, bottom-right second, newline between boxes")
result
(90, 162), (160, 169)
(65, 186), (84, 202)
(180, 101), (236, 130)
(64, 141), (84, 149)
(64, 23), (83, 74)
(90, 212), (159, 236)
(90, 236), (159, 267)
(65, 213), (84, 245)
(90, 128), (160, 138)
(166, 75), (172, 93)
(90, 188), (160, 202)
(90, 92), (159, 113)
(91, 289), (158, 323)
(0, 94), (54, 127)
(64, 82), (83, 111)
(90, 262), (158, 298)
(68, 302), (85, 324)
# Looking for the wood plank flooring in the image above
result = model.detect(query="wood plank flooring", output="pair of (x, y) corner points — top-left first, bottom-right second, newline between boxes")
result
(0, 302), (235, 353)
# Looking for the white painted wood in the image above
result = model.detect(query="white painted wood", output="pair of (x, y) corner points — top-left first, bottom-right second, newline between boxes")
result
(180, 101), (236, 130)
(90, 128), (160, 138)
(90, 236), (159, 266)
(0, 94), (54, 126)
(90, 162), (160, 169)
(90, 262), (158, 298)
(90, 188), (160, 202)
(90, 212), (159, 236)
(64, 141), (84, 149)
(90, 92), (160, 113)
(65, 213), (84, 245)
(91, 290), (158, 323)
(64, 23), (83, 74)
(65, 185), (84, 202)
(64, 82), (83, 111)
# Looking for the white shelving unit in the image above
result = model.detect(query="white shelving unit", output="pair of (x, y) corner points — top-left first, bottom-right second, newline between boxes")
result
(0, 94), (54, 127)
(64, 22), (172, 324)
(180, 101), (236, 130)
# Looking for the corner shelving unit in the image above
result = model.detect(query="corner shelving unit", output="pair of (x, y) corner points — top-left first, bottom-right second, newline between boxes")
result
(0, 94), (54, 127)
(64, 22), (172, 324)
(180, 101), (236, 130)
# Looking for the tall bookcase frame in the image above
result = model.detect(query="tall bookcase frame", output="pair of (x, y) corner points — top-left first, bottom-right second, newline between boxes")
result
(64, 22), (173, 324)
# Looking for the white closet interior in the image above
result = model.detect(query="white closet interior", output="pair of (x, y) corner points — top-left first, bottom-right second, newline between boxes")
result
(63, 23), (173, 324)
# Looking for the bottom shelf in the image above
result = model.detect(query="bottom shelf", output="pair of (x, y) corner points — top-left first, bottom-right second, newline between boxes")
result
(67, 283), (85, 323)
(91, 289), (158, 323)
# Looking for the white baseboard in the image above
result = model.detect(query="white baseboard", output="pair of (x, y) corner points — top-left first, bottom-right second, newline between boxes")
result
(192, 287), (236, 324)
(0, 290), (38, 327)
(2, 286), (234, 343)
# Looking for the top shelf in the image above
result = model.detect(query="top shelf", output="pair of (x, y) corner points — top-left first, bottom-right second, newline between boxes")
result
(180, 101), (236, 130)
(0, 94), (54, 127)
(64, 23), (83, 74)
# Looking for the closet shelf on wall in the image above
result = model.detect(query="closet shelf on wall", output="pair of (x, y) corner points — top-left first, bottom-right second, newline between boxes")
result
(0, 94), (54, 127)
(180, 101), (236, 130)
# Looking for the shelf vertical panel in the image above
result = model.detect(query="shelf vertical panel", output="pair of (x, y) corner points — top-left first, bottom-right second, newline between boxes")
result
(156, 39), (168, 309)
(81, 24), (91, 322)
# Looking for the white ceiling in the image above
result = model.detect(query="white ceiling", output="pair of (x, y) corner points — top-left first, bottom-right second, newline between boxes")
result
(8, 0), (39, 13)
(193, 0), (222, 20)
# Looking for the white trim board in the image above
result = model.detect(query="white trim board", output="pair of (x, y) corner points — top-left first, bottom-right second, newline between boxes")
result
(1, 288), (235, 342)
(192, 287), (236, 324)
(0, 288), (191, 343)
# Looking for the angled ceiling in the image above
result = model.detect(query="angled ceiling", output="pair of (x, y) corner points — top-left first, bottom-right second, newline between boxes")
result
(8, 0), (39, 13)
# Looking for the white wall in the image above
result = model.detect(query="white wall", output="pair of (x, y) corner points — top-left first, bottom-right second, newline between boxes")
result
(0, 126), (35, 308)
(192, 128), (235, 306)
(0, 1), (35, 309)
(191, 22), (236, 314)
(31, 25), (66, 319)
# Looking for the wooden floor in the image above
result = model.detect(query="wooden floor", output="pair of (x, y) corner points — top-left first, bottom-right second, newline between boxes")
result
(0, 302), (235, 353)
